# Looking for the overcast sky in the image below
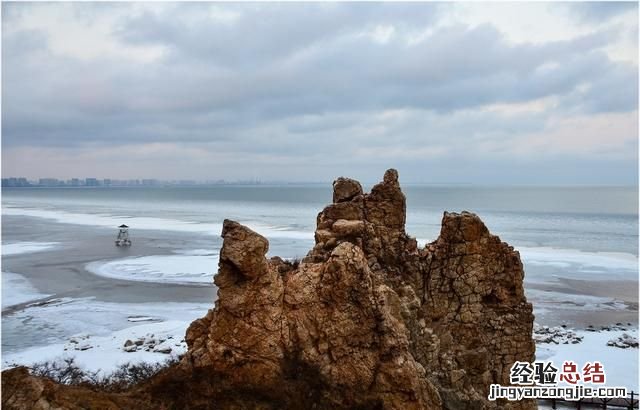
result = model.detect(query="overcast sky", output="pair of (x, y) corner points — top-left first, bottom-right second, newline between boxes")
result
(2, 2), (638, 184)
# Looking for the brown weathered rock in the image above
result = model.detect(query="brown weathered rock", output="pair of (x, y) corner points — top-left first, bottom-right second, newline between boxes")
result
(218, 219), (269, 279)
(332, 177), (363, 203)
(2, 170), (536, 410)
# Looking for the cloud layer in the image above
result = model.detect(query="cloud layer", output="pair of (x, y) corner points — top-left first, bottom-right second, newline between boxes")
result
(2, 2), (638, 183)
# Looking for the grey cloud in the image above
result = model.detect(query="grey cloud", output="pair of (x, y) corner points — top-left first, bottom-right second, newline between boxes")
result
(115, 3), (444, 65)
(565, 2), (637, 23)
(3, 4), (635, 148)
(1, 2), (637, 184)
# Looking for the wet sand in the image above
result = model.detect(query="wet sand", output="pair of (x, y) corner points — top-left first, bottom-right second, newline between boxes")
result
(557, 277), (639, 304)
(527, 278), (638, 328)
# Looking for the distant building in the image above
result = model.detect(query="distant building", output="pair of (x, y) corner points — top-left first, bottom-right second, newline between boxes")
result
(39, 178), (60, 186)
(103, 179), (111, 186)
(2, 177), (30, 187)
(142, 179), (158, 186)
(86, 178), (99, 186)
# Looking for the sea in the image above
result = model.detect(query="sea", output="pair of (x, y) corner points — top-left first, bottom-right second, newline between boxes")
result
(1, 184), (638, 388)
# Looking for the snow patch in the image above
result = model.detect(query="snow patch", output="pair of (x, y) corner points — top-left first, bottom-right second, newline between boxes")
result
(127, 316), (158, 323)
(86, 254), (218, 285)
(607, 333), (639, 349)
(3, 320), (191, 375)
(2, 241), (59, 256)
(533, 324), (583, 345)
(535, 328), (639, 391)
(2, 297), (210, 356)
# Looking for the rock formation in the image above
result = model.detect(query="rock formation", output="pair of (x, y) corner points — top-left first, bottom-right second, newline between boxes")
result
(2, 169), (536, 410)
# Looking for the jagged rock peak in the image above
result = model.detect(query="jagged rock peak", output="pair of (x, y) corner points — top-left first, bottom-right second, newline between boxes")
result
(308, 169), (410, 267)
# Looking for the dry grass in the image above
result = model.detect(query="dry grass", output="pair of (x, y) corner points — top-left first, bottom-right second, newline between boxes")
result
(28, 355), (181, 392)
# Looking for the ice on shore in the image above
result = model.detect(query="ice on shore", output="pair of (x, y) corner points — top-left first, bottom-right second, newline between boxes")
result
(3, 241), (59, 256)
(3, 206), (313, 240)
(127, 316), (157, 322)
(536, 328), (639, 391)
(2, 295), (210, 375)
(519, 246), (638, 274)
(2, 298), (211, 373)
(2, 320), (191, 375)
(527, 289), (630, 313)
(2, 272), (52, 309)
(2, 297), (210, 356)
(86, 253), (219, 284)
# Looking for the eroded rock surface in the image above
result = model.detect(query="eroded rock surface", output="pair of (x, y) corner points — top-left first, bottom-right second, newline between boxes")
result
(2, 170), (536, 410)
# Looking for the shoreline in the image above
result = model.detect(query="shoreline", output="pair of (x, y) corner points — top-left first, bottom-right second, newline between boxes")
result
(2, 211), (638, 391)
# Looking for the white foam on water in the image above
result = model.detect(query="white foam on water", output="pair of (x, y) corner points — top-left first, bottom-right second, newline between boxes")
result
(86, 253), (219, 285)
(3, 206), (221, 235)
(2, 241), (59, 256)
(519, 247), (638, 272)
(1, 272), (52, 309)
(3, 206), (313, 240)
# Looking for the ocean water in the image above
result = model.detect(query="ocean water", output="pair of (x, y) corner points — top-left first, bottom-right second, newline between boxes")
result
(3, 184), (638, 254)
(4, 184), (638, 291)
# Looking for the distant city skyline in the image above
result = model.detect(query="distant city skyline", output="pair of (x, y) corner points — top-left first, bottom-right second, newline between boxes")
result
(1, 176), (264, 187)
(2, 2), (638, 185)
(3, 174), (638, 188)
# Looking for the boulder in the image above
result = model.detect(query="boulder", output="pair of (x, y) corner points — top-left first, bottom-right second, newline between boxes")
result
(332, 177), (363, 203)
(218, 219), (269, 279)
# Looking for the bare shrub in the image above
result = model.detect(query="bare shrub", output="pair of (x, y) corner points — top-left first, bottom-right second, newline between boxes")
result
(290, 257), (301, 269)
(30, 357), (98, 385)
(27, 355), (181, 392)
